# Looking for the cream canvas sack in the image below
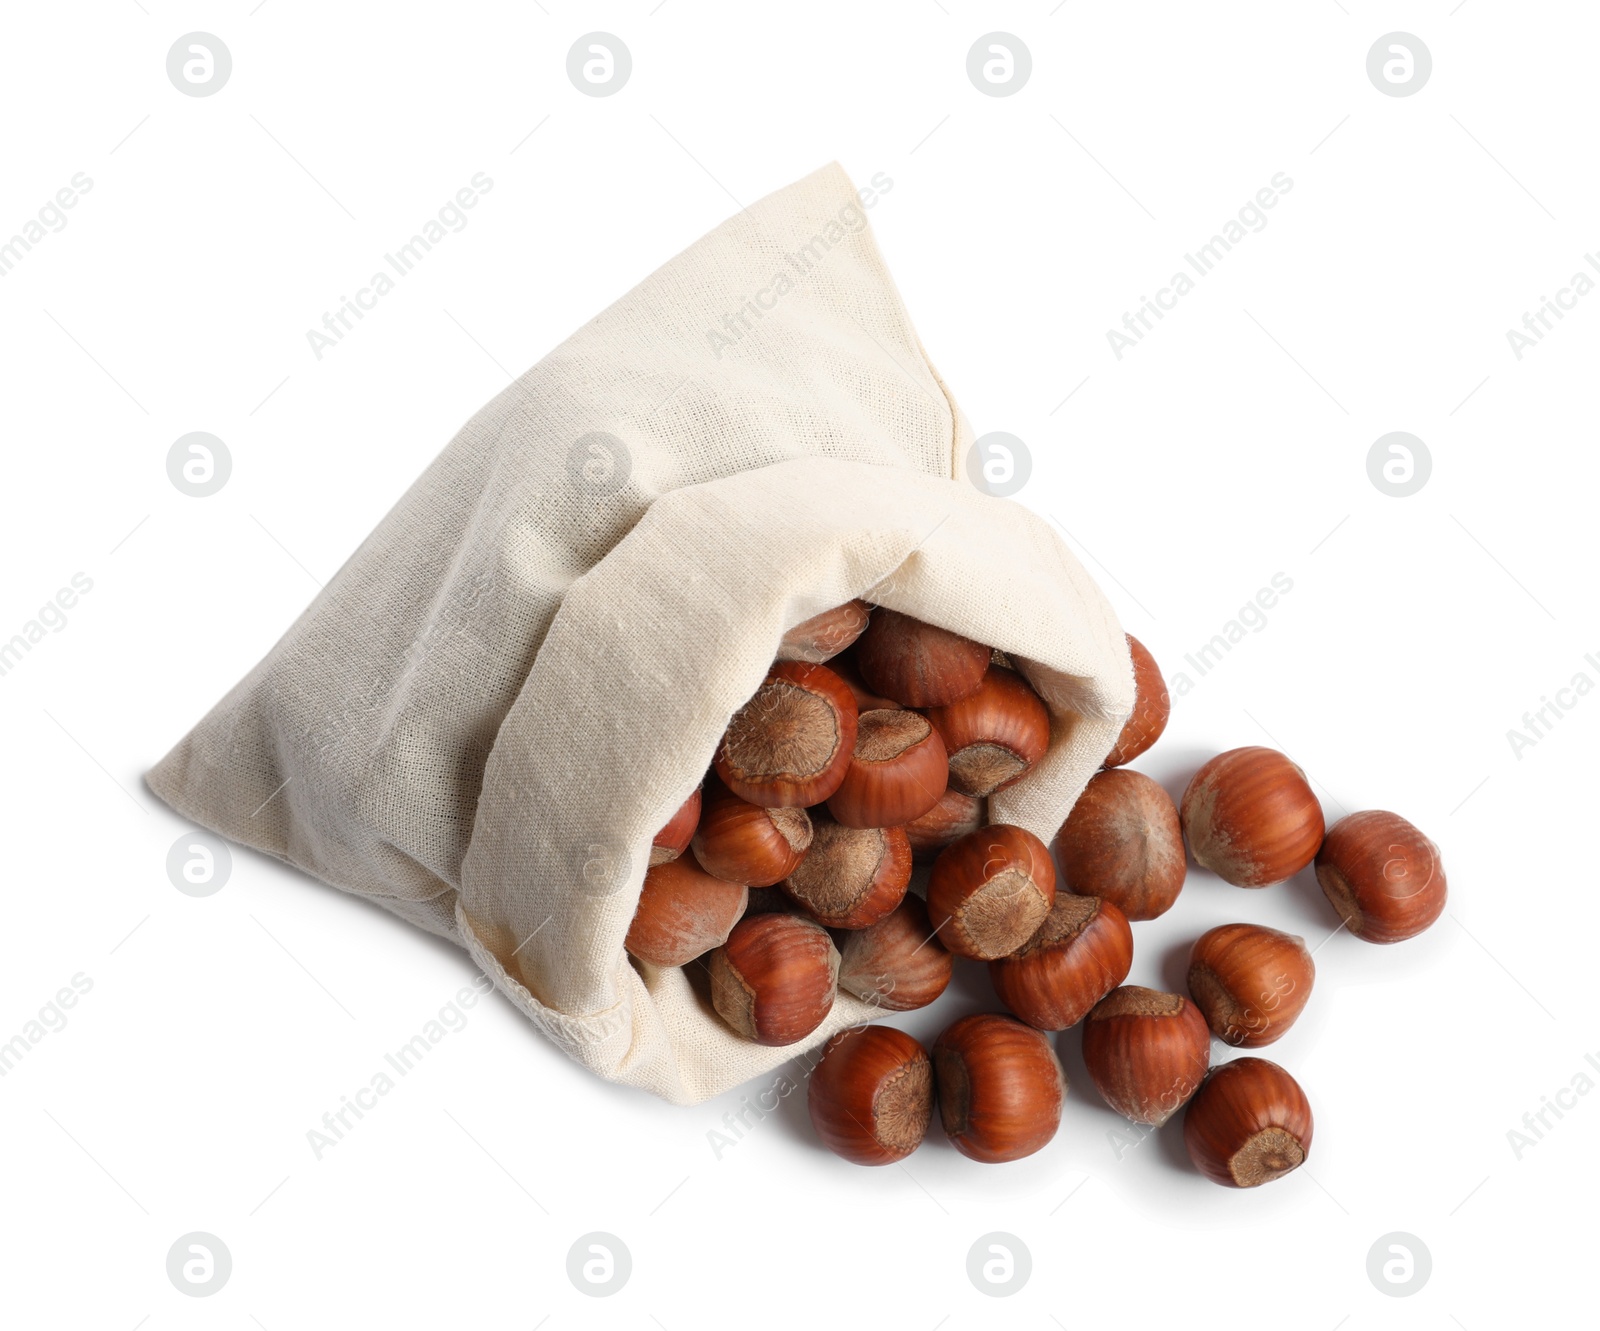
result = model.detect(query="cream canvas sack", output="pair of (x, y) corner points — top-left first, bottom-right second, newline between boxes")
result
(147, 162), (1134, 1105)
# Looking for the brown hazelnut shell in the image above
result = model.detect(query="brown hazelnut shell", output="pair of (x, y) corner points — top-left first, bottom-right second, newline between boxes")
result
(853, 608), (990, 708)
(827, 709), (948, 829)
(807, 1026), (933, 1165)
(781, 818), (911, 929)
(1183, 1057), (1313, 1187)
(903, 787), (984, 862)
(1188, 923), (1314, 1046)
(1104, 634), (1170, 767)
(924, 665), (1051, 798)
(690, 779), (813, 887)
(1081, 986), (1212, 1126)
(625, 857), (748, 967)
(927, 824), (1056, 960)
(649, 785), (703, 866)
(775, 600), (872, 664)
(826, 650), (904, 713)
(1315, 810), (1446, 943)
(1055, 768), (1186, 920)
(933, 1012), (1066, 1163)
(989, 893), (1133, 1030)
(1180, 746), (1324, 888)
(836, 894), (952, 1012)
(708, 913), (839, 1046)
(715, 661), (858, 809)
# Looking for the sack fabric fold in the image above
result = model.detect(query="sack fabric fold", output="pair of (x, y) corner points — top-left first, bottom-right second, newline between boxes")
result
(146, 162), (1133, 1104)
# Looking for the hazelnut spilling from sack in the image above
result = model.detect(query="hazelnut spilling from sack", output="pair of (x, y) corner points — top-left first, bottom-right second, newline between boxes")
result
(145, 163), (1135, 1105)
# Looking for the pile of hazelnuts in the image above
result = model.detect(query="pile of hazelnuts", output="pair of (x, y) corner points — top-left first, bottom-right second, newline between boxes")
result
(626, 602), (1448, 1187)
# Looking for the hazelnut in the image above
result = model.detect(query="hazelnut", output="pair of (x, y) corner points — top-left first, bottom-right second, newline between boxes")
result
(715, 661), (858, 808)
(933, 1012), (1066, 1163)
(781, 817), (911, 929)
(1180, 746), (1325, 888)
(927, 825), (1056, 959)
(924, 665), (1051, 798)
(826, 709), (948, 829)
(649, 785), (702, 866)
(775, 600), (872, 664)
(1103, 633), (1170, 767)
(826, 650), (904, 713)
(1055, 768), (1186, 920)
(690, 779), (813, 887)
(903, 787), (984, 863)
(1183, 1057), (1313, 1188)
(624, 857), (748, 968)
(989, 893), (1133, 1030)
(1315, 810), (1447, 943)
(853, 608), (991, 707)
(708, 913), (839, 1046)
(807, 1026), (933, 1165)
(1188, 923), (1314, 1047)
(836, 894), (952, 1012)
(1081, 986), (1211, 1126)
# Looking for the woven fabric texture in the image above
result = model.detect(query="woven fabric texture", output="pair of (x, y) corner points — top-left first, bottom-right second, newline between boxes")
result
(146, 163), (1132, 1104)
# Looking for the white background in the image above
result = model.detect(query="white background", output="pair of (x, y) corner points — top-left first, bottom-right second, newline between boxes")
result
(1, 2), (1593, 1326)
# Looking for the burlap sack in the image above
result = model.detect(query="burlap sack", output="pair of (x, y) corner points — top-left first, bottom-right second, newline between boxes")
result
(146, 162), (1133, 1105)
